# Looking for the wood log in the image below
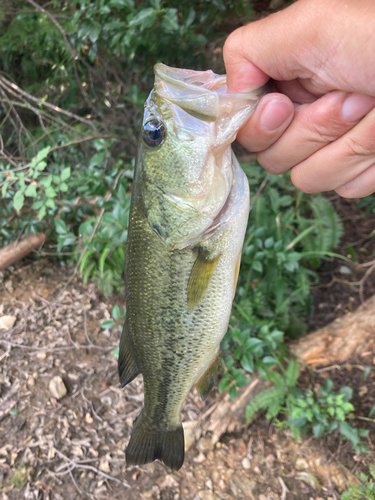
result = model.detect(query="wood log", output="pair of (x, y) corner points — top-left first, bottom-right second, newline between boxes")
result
(200, 295), (375, 443)
(0, 232), (45, 270)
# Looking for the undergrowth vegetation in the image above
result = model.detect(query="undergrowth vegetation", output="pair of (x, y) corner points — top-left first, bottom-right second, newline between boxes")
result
(0, 0), (371, 461)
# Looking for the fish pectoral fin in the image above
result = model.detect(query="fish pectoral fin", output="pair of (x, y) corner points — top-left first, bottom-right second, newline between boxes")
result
(187, 249), (220, 311)
(118, 322), (141, 387)
(126, 413), (185, 471)
(233, 249), (242, 299)
(195, 351), (219, 401)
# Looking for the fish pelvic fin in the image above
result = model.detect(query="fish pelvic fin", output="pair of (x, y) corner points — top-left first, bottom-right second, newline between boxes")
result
(126, 414), (185, 471)
(195, 350), (219, 401)
(118, 321), (141, 387)
(187, 248), (220, 311)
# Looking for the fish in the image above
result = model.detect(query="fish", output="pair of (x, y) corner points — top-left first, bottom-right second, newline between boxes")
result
(118, 63), (267, 471)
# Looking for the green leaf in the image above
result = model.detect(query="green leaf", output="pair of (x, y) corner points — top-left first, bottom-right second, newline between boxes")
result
(229, 385), (237, 401)
(100, 320), (116, 329)
(369, 404), (375, 418)
(34, 160), (47, 173)
(25, 184), (37, 198)
(339, 421), (360, 445)
(312, 423), (324, 438)
(262, 356), (278, 367)
(59, 182), (68, 192)
(112, 304), (120, 321)
(30, 146), (50, 168)
(218, 374), (230, 393)
(60, 167), (71, 181)
(39, 175), (52, 188)
(240, 353), (254, 373)
(285, 359), (299, 387)
(38, 206), (46, 220)
(252, 260), (263, 273)
(339, 386), (353, 402)
(55, 219), (67, 234)
(2, 180), (10, 197)
(234, 373), (249, 388)
(45, 198), (55, 209)
(99, 246), (112, 276)
(13, 191), (24, 213)
(322, 378), (334, 393)
(9, 408), (19, 415)
(45, 186), (57, 198)
(89, 152), (106, 167)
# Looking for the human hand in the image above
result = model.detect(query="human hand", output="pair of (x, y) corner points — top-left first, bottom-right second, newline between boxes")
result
(224, 0), (375, 197)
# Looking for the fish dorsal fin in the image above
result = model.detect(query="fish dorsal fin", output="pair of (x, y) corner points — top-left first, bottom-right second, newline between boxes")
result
(195, 350), (219, 400)
(187, 249), (220, 311)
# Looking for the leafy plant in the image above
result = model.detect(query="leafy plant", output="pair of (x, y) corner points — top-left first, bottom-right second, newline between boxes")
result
(246, 370), (369, 455)
(220, 164), (345, 395)
(342, 464), (375, 500)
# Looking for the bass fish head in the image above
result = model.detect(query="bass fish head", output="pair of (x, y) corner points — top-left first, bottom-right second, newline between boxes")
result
(136, 63), (267, 249)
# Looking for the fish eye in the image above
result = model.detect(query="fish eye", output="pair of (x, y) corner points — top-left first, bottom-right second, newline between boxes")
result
(142, 118), (166, 148)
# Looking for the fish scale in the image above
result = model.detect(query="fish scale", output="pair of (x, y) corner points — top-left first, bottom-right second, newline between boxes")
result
(118, 63), (267, 470)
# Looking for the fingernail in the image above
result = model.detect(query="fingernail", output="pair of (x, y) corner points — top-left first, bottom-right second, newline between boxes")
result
(342, 93), (375, 122)
(260, 99), (292, 132)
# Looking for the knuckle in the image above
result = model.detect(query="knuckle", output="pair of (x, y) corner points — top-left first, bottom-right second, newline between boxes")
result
(344, 135), (375, 158)
(223, 29), (243, 62)
(304, 109), (342, 144)
(290, 168), (316, 194)
(335, 183), (357, 199)
(257, 153), (285, 175)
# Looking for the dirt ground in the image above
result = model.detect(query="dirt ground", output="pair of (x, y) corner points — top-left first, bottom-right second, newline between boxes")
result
(0, 195), (375, 500)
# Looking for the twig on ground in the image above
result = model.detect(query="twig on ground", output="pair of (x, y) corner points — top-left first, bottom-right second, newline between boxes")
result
(278, 476), (289, 500)
(52, 447), (130, 488)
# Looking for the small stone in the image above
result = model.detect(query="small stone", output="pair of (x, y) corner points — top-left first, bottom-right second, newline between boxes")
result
(197, 491), (218, 500)
(358, 386), (368, 396)
(99, 460), (110, 473)
(295, 458), (309, 470)
(254, 466), (262, 474)
(0, 316), (16, 331)
(193, 452), (206, 463)
(49, 376), (67, 400)
(85, 413), (94, 424)
(159, 474), (179, 489)
(152, 485), (161, 500)
(265, 454), (276, 468)
(182, 421), (197, 452)
(197, 438), (214, 453)
(258, 495), (267, 500)
(242, 457), (251, 469)
(36, 351), (47, 360)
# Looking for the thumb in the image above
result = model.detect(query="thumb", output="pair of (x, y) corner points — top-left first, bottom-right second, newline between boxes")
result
(223, 1), (322, 93)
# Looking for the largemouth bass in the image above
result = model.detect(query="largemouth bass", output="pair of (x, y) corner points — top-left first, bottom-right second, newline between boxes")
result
(119, 63), (266, 471)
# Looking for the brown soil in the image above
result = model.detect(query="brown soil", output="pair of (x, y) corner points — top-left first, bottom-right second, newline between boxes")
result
(1, 191), (375, 500)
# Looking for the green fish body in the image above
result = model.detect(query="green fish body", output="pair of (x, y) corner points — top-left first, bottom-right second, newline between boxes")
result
(119, 64), (266, 470)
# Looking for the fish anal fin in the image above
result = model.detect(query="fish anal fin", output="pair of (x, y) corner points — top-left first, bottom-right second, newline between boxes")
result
(233, 249), (242, 299)
(187, 249), (220, 311)
(118, 321), (141, 387)
(195, 351), (219, 401)
(126, 413), (185, 471)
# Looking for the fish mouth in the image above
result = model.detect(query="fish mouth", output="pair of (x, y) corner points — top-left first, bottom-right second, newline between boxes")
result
(153, 63), (269, 123)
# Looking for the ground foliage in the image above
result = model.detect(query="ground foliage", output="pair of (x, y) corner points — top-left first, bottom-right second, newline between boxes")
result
(0, 0), (374, 485)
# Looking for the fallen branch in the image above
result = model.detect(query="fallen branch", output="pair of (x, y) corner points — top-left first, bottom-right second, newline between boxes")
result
(0, 232), (45, 270)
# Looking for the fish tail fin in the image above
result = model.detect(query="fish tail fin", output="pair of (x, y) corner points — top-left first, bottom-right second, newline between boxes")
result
(126, 414), (185, 471)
